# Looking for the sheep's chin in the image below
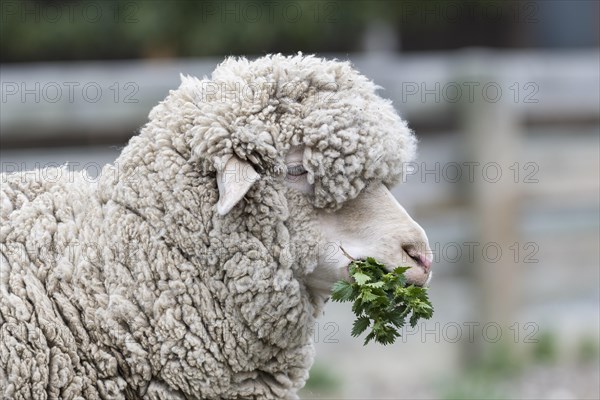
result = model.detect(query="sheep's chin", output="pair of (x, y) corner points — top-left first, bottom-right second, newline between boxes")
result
(404, 268), (433, 288)
(409, 271), (433, 288)
(304, 263), (348, 300)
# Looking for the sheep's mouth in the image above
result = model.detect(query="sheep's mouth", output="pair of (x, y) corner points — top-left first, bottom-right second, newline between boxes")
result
(343, 258), (432, 288)
(413, 271), (433, 288)
(404, 267), (433, 288)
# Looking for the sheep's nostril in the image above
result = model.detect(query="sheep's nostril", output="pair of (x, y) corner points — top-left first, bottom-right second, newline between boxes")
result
(416, 253), (432, 273)
(402, 245), (432, 273)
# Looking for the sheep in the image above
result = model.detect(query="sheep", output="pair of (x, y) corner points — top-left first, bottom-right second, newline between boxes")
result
(0, 53), (432, 399)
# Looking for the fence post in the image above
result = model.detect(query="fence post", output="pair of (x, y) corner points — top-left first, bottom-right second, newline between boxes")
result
(460, 55), (523, 364)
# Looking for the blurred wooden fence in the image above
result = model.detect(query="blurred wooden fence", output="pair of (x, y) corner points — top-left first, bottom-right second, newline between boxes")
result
(2, 50), (598, 142)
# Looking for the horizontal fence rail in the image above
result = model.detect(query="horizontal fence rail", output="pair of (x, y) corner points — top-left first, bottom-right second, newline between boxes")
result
(1, 50), (598, 145)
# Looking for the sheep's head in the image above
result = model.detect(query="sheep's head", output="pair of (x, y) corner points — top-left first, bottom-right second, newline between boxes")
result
(165, 53), (432, 302)
(214, 146), (432, 303)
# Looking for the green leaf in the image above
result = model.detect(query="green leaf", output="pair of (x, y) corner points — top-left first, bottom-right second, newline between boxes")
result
(365, 257), (383, 267)
(331, 280), (354, 302)
(351, 317), (370, 337)
(352, 272), (371, 285)
(393, 266), (411, 275)
(363, 331), (376, 345)
(389, 310), (408, 328)
(360, 290), (379, 303)
(329, 258), (434, 346)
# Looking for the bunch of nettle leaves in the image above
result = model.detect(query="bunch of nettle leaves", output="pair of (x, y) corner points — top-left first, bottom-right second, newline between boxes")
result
(331, 257), (434, 345)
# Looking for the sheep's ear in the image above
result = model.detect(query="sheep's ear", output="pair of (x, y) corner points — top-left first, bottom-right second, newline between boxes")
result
(214, 155), (260, 215)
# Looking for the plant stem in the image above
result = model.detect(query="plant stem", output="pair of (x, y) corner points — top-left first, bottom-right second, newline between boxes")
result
(339, 245), (356, 262)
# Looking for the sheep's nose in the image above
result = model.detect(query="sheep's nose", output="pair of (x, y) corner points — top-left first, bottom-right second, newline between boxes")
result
(402, 244), (432, 273)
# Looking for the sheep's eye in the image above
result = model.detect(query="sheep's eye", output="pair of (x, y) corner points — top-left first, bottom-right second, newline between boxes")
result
(287, 164), (307, 177)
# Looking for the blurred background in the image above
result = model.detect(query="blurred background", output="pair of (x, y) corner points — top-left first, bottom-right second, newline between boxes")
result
(1, 0), (598, 398)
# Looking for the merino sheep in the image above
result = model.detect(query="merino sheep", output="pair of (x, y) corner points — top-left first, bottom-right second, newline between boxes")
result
(0, 53), (432, 399)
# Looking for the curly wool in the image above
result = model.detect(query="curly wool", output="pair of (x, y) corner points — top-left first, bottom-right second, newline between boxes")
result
(0, 53), (416, 399)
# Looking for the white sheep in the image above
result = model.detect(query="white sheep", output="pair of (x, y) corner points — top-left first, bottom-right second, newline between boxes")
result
(0, 53), (432, 399)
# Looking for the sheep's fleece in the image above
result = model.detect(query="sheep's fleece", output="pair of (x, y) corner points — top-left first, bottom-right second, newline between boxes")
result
(0, 54), (416, 399)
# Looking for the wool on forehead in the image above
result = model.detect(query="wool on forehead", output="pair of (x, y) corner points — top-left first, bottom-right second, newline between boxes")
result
(164, 53), (417, 209)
